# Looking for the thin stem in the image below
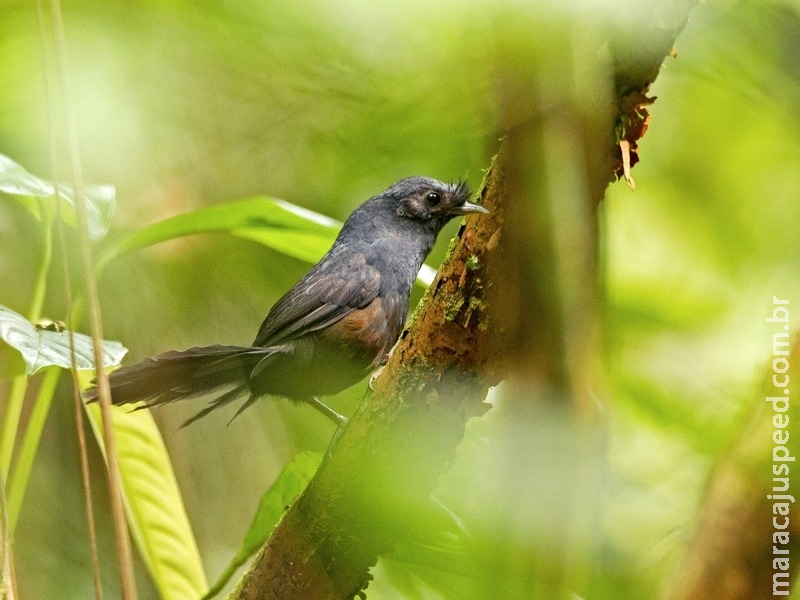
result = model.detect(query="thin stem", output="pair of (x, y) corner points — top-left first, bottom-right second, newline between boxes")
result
(0, 379), (28, 482)
(35, 0), (103, 595)
(0, 208), (54, 481)
(73, 375), (104, 600)
(0, 473), (14, 600)
(28, 203), (54, 324)
(6, 367), (60, 534)
(0, 215), (53, 580)
(48, 0), (137, 597)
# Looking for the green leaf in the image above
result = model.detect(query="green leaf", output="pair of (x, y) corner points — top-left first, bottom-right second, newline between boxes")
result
(369, 496), (473, 600)
(202, 451), (322, 599)
(96, 195), (436, 285)
(98, 197), (340, 273)
(85, 400), (208, 600)
(0, 153), (115, 240)
(0, 305), (127, 376)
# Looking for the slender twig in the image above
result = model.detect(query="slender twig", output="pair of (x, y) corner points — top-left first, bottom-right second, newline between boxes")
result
(0, 473), (14, 600)
(47, 1), (137, 598)
(35, 2), (104, 597)
(0, 380), (27, 484)
(0, 199), (52, 481)
(7, 368), (59, 532)
(72, 373), (105, 600)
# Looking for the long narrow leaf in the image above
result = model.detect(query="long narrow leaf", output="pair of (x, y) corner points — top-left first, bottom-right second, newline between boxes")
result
(85, 400), (208, 600)
(98, 197), (340, 272)
(203, 451), (322, 599)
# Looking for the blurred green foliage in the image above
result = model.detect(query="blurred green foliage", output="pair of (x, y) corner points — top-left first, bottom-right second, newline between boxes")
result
(0, 0), (798, 598)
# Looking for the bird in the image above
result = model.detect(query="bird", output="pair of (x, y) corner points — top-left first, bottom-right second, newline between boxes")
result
(86, 176), (488, 427)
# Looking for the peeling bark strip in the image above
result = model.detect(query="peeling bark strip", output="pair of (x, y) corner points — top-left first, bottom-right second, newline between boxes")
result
(608, 0), (696, 181)
(231, 164), (505, 600)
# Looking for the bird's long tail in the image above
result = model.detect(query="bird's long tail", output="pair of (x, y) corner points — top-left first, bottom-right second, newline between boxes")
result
(85, 344), (282, 426)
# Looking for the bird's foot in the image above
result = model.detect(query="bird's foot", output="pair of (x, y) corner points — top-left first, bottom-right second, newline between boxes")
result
(307, 396), (349, 427)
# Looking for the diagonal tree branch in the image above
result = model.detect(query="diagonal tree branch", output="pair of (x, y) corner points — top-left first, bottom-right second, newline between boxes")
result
(231, 157), (506, 600)
(230, 3), (698, 597)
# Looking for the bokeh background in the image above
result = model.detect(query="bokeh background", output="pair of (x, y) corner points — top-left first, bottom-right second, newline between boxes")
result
(1, 0), (799, 598)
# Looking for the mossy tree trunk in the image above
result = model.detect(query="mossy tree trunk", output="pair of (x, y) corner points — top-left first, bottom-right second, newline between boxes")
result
(231, 3), (700, 598)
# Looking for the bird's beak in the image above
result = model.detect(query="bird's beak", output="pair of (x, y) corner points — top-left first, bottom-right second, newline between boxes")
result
(448, 201), (490, 215)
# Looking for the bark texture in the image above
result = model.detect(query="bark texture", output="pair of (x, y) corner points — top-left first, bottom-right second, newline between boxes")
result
(231, 163), (506, 600)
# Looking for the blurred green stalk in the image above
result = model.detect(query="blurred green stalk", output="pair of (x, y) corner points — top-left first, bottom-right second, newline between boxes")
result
(7, 367), (60, 534)
(0, 208), (57, 536)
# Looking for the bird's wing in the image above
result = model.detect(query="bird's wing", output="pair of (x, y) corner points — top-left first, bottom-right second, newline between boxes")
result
(253, 251), (381, 347)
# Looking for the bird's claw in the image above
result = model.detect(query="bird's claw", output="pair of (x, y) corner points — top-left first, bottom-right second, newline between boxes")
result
(368, 366), (385, 391)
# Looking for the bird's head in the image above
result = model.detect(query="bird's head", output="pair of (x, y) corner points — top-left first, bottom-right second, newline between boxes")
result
(340, 176), (488, 248)
(388, 177), (487, 230)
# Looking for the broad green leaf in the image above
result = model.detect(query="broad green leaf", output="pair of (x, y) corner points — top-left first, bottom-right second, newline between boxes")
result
(98, 197), (340, 273)
(85, 400), (208, 600)
(0, 305), (127, 376)
(202, 451), (322, 599)
(0, 153), (115, 240)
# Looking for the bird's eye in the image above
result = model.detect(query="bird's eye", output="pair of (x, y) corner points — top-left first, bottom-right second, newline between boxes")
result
(425, 192), (441, 206)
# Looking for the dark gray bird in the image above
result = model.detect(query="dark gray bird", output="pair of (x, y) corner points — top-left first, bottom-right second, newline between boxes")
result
(87, 177), (488, 426)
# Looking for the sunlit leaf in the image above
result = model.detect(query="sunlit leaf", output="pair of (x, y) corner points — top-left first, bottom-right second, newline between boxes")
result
(98, 197), (340, 273)
(0, 305), (127, 376)
(0, 154), (53, 197)
(97, 196), (436, 285)
(202, 451), (322, 599)
(0, 153), (115, 240)
(84, 399), (208, 600)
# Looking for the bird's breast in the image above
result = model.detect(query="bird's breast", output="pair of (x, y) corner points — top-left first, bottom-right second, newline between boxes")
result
(319, 296), (402, 365)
